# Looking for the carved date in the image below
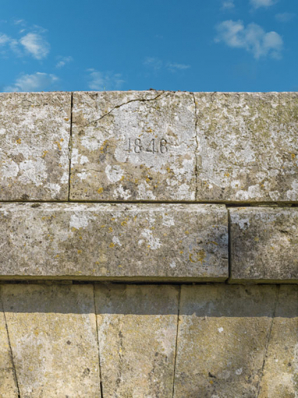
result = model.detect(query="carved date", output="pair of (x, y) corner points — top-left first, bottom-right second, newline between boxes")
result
(126, 138), (168, 154)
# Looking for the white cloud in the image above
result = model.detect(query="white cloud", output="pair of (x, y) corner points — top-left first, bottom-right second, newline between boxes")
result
(20, 33), (49, 59)
(0, 33), (10, 45)
(56, 56), (73, 68)
(222, 1), (235, 9)
(4, 72), (58, 92)
(250, 0), (277, 8)
(144, 57), (163, 70)
(87, 69), (125, 90)
(275, 12), (295, 22)
(166, 62), (190, 71)
(144, 57), (190, 72)
(215, 20), (283, 59)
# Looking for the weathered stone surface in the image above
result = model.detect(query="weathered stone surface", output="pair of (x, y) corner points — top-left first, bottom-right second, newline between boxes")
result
(195, 92), (298, 202)
(0, 203), (228, 280)
(70, 90), (196, 201)
(0, 93), (71, 200)
(95, 284), (179, 397)
(0, 303), (18, 397)
(258, 285), (298, 397)
(174, 284), (278, 397)
(230, 207), (298, 282)
(1, 284), (101, 397)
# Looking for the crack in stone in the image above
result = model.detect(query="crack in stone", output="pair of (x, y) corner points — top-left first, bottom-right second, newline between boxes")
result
(256, 285), (280, 397)
(84, 91), (171, 128)
(171, 285), (182, 398)
(0, 290), (21, 397)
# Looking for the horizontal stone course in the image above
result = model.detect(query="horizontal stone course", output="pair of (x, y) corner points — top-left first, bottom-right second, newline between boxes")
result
(0, 203), (228, 280)
(69, 91), (298, 203)
(0, 92), (71, 201)
(230, 207), (298, 282)
(0, 283), (296, 397)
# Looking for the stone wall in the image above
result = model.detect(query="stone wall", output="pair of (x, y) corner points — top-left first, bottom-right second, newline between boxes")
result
(0, 91), (297, 397)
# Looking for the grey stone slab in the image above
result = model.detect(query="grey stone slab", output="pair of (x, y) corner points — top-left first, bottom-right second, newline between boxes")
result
(1, 284), (101, 397)
(95, 284), (179, 397)
(0, 93), (71, 200)
(70, 90), (196, 201)
(174, 284), (278, 398)
(230, 207), (298, 282)
(195, 92), (298, 202)
(0, 203), (228, 280)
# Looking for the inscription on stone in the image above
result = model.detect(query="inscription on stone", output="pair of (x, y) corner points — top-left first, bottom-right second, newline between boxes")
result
(125, 138), (168, 154)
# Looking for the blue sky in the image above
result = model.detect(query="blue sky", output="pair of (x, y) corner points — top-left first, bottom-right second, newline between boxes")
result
(0, 0), (297, 92)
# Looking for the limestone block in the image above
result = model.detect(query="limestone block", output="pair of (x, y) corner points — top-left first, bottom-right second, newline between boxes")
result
(0, 305), (19, 397)
(1, 284), (101, 397)
(0, 203), (228, 280)
(70, 91), (196, 201)
(230, 207), (298, 282)
(95, 284), (179, 397)
(0, 93), (71, 200)
(195, 92), (298, 202)
(174, 284), (278, 397)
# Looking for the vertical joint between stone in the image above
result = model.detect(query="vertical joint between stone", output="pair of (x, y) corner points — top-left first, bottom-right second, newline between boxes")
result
(93, 284), (104, 398)
(172, 285), (182, 398)
(0, 291), (21, 397)
(68, 92), (74, 202)
(191, 93), (199, 202)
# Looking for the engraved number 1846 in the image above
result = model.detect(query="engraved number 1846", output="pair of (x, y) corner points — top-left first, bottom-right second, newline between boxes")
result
(126, 138), (168, 154)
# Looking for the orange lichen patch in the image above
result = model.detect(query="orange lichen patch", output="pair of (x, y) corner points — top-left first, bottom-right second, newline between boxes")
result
(185, 230), (189, 235)
(211, 241), (218, 245)
(291, 154), (296, 160)
(55, 141), (62, 150)
(64, 118), (69, 121)
(16, 138), (21, 144)
(109, 242), (115, 248)
(180, 251), (184, 254)
(255, 237), (259, 242)
(97, 187), (104, 194)
(121, 220), (127, 227)
(42, 150), (48, 158)
(189, 250), (206, 264)
(99, 140), (108, 153)
(71, 227), (77, 232)
(77, 250), (82, 254)
(224, 172), (230, 177)
(108, 227), (113, 233)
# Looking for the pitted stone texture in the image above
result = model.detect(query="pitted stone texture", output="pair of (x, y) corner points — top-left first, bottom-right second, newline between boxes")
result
(0, 93), (71, 200)
(70, 90), (196, 201)
(1, 284), (101, 397)
(195, 92), (298, 202)
(0, 303), (19, 397)
(174, 284), (278, 398)
(95, 284), (179, 398)
(230, 207), (298, 282)
(258, 286), (298, 397)
(0, 203), (228, 280)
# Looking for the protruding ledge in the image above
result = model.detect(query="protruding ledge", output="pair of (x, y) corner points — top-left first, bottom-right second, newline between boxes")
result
(0, 203), (228, 280)
(229, 207), (298, 283)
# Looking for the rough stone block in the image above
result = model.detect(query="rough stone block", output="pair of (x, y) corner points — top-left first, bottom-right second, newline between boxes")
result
(230, 207), (298, 282)
(95, 284), (179, 397)
(0, 93), (71, 200)
(70, 91), (196, 201)
(1, 284), (101, 397)
(258, 286), (298, 397)
(0, 305), (19, 396)
(0, 203), (228, 280)
(195, 92), (298, 202)
(174, 284), (278, 397)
